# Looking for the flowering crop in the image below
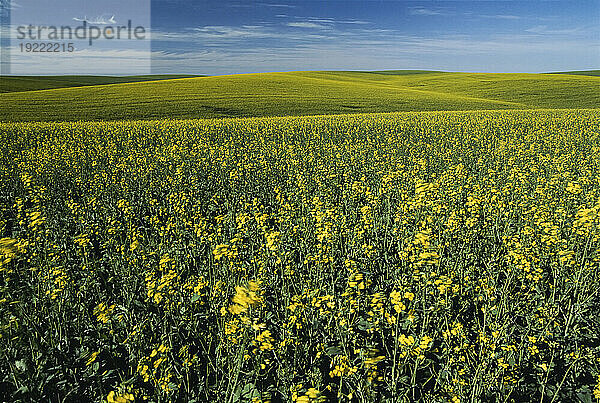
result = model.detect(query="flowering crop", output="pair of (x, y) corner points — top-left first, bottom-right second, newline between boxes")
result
(0, 109), (599, 402)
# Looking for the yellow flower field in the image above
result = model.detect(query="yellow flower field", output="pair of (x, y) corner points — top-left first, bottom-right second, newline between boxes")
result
(0, 109), (599, 402)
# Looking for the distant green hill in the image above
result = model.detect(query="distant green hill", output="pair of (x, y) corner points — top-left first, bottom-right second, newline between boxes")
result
(362, 70), (447, 75)
(0, 71), (598, 122)
(547, 70), (600, 77)
(0, 75), (202, 93)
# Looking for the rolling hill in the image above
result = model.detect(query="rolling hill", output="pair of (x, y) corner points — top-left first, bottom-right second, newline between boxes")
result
(0, 71), (598, 122)
(548, 70), (600, 77)
(0, 75), (202, 93)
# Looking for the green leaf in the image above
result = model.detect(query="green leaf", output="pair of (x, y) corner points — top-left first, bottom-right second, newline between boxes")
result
(325, 346), (342, 356)
(233, 383), (260, 402)
(357, 319), (372, 331)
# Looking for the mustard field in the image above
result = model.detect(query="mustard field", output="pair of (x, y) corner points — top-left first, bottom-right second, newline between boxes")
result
(1, 71), (598, 122)
(1, 109), (600, 402)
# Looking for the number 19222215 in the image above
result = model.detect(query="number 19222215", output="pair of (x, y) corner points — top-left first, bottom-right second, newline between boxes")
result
(19, 42), (75, 52)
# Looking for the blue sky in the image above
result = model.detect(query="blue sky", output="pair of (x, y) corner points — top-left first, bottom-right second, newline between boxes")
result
(150, 0), (600, 74)
(1, 0), (598, 75)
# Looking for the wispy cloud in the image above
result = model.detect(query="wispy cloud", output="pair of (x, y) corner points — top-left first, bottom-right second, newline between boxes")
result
(478, 14), (521, 20)
(152, 25), (333, 44)
(408, 7), (451, 16)
(192, 25), (276, 39)
(310, 18), (369, 25)
(525, 25), (587, 35)
(283, 17), (369, 30)
(337, 20), (370, 25)
(409, 7), (520, 19)
(258, 3), (296, 9)
(287, 22), (330, 29)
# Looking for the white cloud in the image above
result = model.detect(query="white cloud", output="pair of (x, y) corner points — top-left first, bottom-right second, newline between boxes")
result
(408, 7), (450, 16)
(303, 17), (369, 25)
(337, 20), (370, 25)
(525, 25), (587, 35)
(152, 25), (334, 44)
(192, 25), (276, 39)
(257, 3), (296, 8)
(478, 14), (521, 20)
(287, 22), (330, 29)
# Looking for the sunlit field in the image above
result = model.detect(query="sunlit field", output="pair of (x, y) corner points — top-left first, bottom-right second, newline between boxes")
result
(1, 71), (598, 122)
(1, 109), (600, 402)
